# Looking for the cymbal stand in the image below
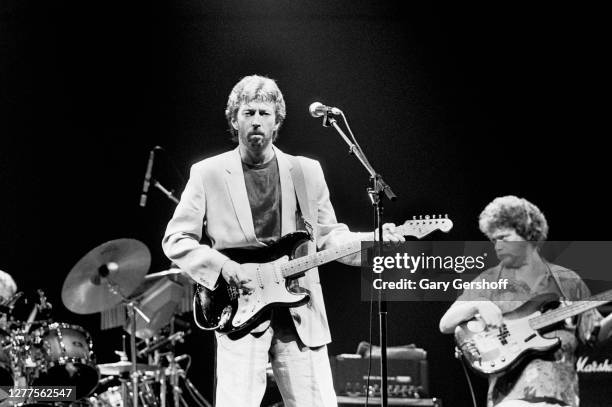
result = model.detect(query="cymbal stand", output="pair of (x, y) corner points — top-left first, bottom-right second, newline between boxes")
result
(126, 299), (150, 407)
(165, 316), (183, 407)
(161, 353), (211, 407)
(101, 269), (150, 407)
(167, 353), (182, 407)
(159, 361), (167, 407)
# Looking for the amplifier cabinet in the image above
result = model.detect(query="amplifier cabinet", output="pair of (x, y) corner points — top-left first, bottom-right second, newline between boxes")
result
(331, 356), (429, 399)
(578, 340), (612, 407)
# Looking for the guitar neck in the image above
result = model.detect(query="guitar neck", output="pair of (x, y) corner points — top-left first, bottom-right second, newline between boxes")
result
(279, 223), (419, 280)
(530, 288), (612, 330)
(280, 240), (363, 279)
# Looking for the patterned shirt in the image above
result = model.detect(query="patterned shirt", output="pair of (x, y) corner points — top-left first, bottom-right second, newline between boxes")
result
(456, 263), (602, 407)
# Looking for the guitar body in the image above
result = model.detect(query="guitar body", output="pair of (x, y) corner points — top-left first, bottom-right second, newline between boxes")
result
(455, 293), (563, 376)
(193, 231), (312, 339)
(191, 215), (454, 338)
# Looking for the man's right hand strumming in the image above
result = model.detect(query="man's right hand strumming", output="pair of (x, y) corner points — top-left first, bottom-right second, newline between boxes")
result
(474, 300), (503, 326)
(221, 260), (255, 295)
(439, 299), (503, 333)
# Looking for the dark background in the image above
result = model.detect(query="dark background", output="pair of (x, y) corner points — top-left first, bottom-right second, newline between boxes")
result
(1, 1), (610, 406)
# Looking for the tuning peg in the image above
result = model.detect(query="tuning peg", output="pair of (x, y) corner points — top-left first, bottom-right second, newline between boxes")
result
(412, 216), (416, 220)
(425, 215), (430, 220)
(419, 215), (422, 220)
(445, 214), (448, 218)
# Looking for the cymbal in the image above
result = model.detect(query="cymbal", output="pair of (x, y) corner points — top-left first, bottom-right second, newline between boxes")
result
(97, 361), (159, 376)
(62, 239), (151, 314)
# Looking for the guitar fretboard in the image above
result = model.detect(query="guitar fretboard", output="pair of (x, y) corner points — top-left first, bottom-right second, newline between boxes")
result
(278, 221), (447, 279)
(280, 240), (363, 279)
(529, 288), (612, 330)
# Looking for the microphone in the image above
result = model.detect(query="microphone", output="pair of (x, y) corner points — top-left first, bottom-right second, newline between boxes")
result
(139, 147), (158, 207)
(309, 102), (342, 118)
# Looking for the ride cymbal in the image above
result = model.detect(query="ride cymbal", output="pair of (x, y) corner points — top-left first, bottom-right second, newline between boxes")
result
(62, 239), (150, 314)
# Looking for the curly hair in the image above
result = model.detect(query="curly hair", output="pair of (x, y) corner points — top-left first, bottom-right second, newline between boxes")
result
(478, 195), (549, 242)
(224, 75), (286, 142)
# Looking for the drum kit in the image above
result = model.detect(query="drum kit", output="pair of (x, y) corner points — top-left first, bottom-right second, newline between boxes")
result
(0, 239), (210, 407)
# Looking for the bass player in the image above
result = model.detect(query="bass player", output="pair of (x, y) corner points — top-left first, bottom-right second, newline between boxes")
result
(439, 195), (612, 407)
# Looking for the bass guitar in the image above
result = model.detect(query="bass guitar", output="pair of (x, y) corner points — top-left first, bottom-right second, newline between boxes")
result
(193, 215), (453, 338)
(455, 289), (612, 376)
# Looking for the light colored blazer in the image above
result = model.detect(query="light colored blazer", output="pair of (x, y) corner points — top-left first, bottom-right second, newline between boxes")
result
(162, 145), (367, 347)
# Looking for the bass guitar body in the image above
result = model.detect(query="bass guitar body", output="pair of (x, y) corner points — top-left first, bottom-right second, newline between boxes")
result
(455, 293), (563, 376)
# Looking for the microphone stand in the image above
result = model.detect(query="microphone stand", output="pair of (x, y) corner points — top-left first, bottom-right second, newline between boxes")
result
(152, 178), (180, 205)
(320, 112), (397, 407)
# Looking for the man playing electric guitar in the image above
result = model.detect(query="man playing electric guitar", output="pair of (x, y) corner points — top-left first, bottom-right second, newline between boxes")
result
(440, 196), (612, 407)
(162, 75), (404, 407)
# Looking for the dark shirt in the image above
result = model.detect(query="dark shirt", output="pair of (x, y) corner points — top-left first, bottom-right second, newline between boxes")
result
(242, 156), (281, 245)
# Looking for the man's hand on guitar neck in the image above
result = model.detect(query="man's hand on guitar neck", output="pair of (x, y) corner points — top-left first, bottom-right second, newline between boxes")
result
(375, 223), (405, 242)
(221, 260), (255, 295)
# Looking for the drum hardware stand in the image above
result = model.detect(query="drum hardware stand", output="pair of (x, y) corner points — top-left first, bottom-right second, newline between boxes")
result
(138, 331), (185, 358)
(159, 352), (211, 407)
(140, 327), (210, 407)
(98, 262), (151, 407)
(162, 316), (191, 407)
(166, 353), (183, 407)
(183, 375), (211, 407)
(137, 328), (213, 407)
(126, 299), (150, 407)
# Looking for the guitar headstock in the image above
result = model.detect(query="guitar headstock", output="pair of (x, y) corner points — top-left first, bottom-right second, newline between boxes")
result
(398, 215), (453, 239)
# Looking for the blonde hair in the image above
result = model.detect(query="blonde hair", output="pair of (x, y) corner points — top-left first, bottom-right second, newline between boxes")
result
(225, 75), (286, 142)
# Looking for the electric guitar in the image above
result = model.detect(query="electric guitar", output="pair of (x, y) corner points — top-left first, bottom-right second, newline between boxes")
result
(193, 215), (453, 338)
(455, 289), (612, 376)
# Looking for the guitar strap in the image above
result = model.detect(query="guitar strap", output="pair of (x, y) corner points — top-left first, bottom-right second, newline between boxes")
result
(287, 156), (315, 241)
(545, 262), (571, 301)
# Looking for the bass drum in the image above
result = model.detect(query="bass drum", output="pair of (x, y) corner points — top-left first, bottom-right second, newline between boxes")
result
(33, 323), (100, 400)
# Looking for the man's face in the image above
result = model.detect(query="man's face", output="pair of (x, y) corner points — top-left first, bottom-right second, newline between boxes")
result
(232, 101), (278, 154)
(490, 228), (531, 267)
